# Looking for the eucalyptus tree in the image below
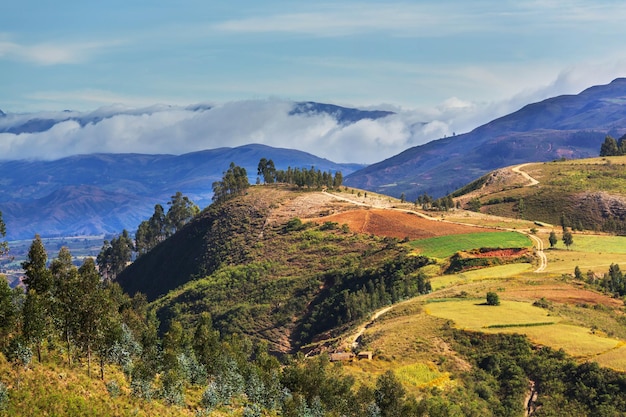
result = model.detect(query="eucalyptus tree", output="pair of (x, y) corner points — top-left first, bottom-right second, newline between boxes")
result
(21, 235), (53, 362)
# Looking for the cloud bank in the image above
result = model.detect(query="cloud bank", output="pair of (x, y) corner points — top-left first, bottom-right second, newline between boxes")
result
(0, 71), (621, 164)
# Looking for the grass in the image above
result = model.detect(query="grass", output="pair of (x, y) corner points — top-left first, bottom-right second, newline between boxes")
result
(424, 299), (559, 329)
(424, 299), (625, 369)
(431, 263), (533, 290)
(544, 247), (626, 274)
(394, 363), (454, 390)
(409, 231), (532, 258)
(0, 354), (200, 417)
(554, 234), (626, 253)
(595, 344), (626, 371)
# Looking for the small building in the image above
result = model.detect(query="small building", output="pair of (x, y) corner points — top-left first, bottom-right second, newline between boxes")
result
(329, 352), (355, 362)
(357, 351), (373, 360)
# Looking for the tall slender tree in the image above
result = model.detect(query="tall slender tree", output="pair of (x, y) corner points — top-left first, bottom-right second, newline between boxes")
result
(166, 192), (200, 236)
(22, 235), (53, 362)
(97, 230), (133, 281)
(0, 211), (7, 256)
(51, 247), (79, 365)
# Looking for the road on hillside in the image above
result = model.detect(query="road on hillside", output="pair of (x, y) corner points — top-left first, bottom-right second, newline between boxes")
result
(325, 187), (549, 350)
(324, 188), (548, 272)
(512, 163), (539, 186)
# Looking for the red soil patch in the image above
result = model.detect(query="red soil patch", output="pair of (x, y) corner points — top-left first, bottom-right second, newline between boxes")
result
(305, 208), (495, 240)
(506, 284), (624, 308)
(470, 248), (529, 258)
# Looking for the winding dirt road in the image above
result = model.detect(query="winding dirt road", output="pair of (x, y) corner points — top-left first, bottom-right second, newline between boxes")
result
(512, 163), (539, 186)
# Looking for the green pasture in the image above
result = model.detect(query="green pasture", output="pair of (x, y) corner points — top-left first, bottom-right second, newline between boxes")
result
(425, 299), (624, 368)
(409, 231), (531, 258)
(431, 263), (533, 290)
(425, 299), (558, 329)
(544, 234), (626, 273)
(552, 234), (626, 253)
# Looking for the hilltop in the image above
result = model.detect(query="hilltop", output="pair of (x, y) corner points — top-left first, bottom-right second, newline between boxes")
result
(451, 155), (626, 233)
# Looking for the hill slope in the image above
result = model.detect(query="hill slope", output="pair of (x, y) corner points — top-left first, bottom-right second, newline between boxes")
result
(451, 156), (626, 233)
(345, 78), (626, 199)
(117, 186), (434, 352)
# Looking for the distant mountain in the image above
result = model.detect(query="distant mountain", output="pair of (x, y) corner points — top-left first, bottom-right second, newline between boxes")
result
(0, 101), (393, 135)
(0, 144), (364, 239)
(289, 102), (394, 123)
(345, 78), (626, 200)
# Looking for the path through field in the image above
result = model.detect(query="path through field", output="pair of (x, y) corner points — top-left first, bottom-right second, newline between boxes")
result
(527, 233), (547, 272)
(348, 305), (394, 350)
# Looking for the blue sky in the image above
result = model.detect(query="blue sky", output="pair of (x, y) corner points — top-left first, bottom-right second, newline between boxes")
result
(1, 1), (626, 162)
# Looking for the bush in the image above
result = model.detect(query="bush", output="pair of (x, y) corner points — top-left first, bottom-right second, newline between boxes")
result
(486, 292), (500, 306)
(105, 380), (120, 398)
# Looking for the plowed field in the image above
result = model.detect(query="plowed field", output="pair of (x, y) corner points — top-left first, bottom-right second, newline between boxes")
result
(306, 209), (495, 240)
(505, 284), (624, 308)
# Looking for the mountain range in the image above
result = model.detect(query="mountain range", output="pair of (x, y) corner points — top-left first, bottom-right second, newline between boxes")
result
(344, 78), (626, 199)
(2, 79), (626, 239)
(0, 145), (363, 240)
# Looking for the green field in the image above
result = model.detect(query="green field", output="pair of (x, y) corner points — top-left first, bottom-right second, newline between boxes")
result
(554, 234), (626, 253)
(431, 263), (533, 290)
(425, 299), (625, 369)
(409, 231), (532, 258)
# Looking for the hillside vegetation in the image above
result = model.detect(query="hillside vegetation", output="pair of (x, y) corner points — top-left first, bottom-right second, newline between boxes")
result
(4, 160), (626, 416)
(454, 156), (626, 233)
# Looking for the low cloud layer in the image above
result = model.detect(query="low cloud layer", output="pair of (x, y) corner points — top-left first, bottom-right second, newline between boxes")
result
(0, 73), (620, 164)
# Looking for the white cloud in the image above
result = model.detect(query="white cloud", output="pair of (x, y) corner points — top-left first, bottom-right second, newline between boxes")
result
(0, 37), (123, 65)
(1, 66), (625, 164)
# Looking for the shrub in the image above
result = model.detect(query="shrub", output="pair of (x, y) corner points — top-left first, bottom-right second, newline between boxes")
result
(486, 292), (500, 306)
(105, 380), (120, 398)
(0, 381), (8, 411)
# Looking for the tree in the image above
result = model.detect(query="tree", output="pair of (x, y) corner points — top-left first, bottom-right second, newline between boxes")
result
(574, 265), (583, 280)
(75, 258), (112, 377)
(374, 370), (405, 417)
(606, 263), (624, 295)
(257, 158), (277, 184)
(467, 198), (482, 212)
(97, 230), (133, 281)
(0, 211), (7, 256)
(165, 192), (200, 236)
(599, 135), (620, 156)
(549, 231), (558, 248)
(333, 171), (343, 188)
(136, 204), (167, 255)
(562, 228), (574, 250)
(22, 290), (49, 362)
(0, 277), (19, 348)
(22, 235), (52, 294)
(22, 235), (54, 362)
(213, 162), (250, 203)
(486, 291), (500, 306)
(50, 246), (80, 365)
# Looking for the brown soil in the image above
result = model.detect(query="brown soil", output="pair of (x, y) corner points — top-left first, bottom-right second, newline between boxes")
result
(305, 208), (495, 240)
(506, 284), (624, 308)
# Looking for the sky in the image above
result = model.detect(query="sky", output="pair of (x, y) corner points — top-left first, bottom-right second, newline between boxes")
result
(2, 1), (626, 163)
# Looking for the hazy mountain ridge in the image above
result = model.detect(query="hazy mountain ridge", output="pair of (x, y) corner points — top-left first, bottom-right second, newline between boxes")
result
(345, 78), (626, 199)
(0, 144), (363, 239)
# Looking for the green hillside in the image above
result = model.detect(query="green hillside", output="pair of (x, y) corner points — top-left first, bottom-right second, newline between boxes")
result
(4, 169), (626, 416)
(119, 186), (435, 353)
(454, 156), (626, 233)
